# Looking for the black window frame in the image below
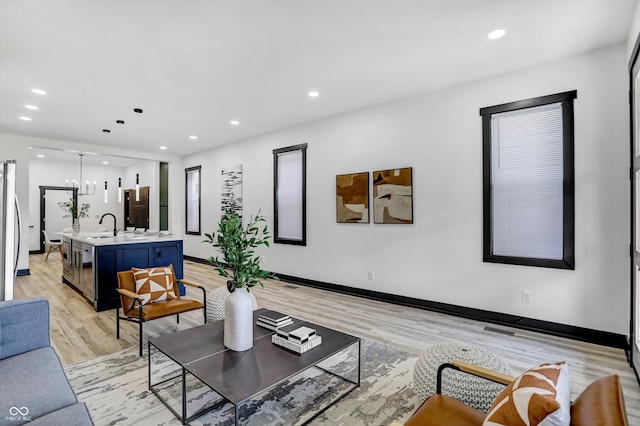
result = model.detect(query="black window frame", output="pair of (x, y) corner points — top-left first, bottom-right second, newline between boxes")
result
(185, 165), (201, 235)
(273, 143), (307, 246)
(480, 90), (577, 269)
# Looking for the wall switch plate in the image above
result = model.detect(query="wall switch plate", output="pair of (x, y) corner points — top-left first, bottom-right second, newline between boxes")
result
(368, 271), (375, 281)
(522, 290), (532, 304)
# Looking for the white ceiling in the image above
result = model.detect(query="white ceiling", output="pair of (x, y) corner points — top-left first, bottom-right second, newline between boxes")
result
(0, 0), (636, 165)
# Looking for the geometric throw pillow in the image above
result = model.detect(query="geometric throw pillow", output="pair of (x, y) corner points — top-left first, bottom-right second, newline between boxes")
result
(483, 361), (571, 426)
(131, 265), (177, 306)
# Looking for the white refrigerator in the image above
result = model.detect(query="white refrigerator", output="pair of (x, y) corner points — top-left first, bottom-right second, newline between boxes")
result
(0, 160), (21, 301)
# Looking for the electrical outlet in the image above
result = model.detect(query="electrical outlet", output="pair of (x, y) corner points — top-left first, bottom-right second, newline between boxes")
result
(368, 271), (375, 281)
(522, 290), (532, 304)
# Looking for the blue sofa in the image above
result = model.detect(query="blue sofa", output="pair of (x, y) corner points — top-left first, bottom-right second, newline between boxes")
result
(0, 297), (93, 426)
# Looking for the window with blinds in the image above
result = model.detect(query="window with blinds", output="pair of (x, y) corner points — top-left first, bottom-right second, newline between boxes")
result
(480, 91), (576, 269)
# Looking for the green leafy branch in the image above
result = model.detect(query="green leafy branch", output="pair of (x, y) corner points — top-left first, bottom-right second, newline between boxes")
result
(203, 211), (277, 292)
(58, 198), (90, 219)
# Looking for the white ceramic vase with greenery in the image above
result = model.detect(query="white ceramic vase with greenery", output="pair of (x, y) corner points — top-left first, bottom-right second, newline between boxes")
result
(203, 211), (275, 351)
(58, 198), (90, 234)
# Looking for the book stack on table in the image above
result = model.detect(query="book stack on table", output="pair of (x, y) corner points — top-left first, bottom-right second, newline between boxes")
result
(256, 310), (293, 330)
(272, 325), (322, 354)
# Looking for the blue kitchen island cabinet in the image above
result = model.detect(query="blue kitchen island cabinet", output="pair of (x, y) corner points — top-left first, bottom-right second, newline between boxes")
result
(61, 233), (184, 312)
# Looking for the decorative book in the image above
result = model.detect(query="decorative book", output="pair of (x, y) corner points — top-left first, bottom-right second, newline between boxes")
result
(256, 310), (293, 330)
(272, 334), (322, 354)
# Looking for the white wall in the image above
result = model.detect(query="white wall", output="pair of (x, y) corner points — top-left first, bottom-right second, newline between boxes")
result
(183, 44), (630, 335)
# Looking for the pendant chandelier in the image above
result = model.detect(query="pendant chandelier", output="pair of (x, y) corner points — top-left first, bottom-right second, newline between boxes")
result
(66, 153), (96, 196)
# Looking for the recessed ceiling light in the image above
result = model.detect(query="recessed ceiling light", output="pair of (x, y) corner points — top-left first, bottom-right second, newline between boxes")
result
(189, 135), (198, 140)
(31, 88), (47, 95)
(102, 161), (109, 165)
(487, 29), (506, 40)
(25, 105), (39, 110)
(308, 91), (320, 98)
(37, 154), (45, 158)
(230, 120), (240, 126)
(160, 146), (167, 150)
(19, 116), (32, 121)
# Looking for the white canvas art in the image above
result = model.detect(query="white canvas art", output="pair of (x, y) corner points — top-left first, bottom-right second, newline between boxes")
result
(221, 164), (243, 219)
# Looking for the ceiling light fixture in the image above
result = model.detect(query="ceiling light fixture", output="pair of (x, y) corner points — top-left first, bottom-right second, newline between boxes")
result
(134, 108), (143, 201)
(308, 91), (320, 98)
(37, 154), (45, 158)
(103, 129), (111, 203)
(487, 29), (506, 40)
(31, 88), (47, 95)
(116, 120), (125, 203)
(25, 105), (39, 110)
(230, 120), (240, 125)
(160, 146), (167, 150)
(66, 154), (96, 196)
(189, 135), (198, 140)
(19, 116), (32, 121)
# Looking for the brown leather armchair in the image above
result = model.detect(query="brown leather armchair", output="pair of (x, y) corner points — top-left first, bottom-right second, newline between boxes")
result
(116, 266), (207, 356)
(392, 360), (628, 426)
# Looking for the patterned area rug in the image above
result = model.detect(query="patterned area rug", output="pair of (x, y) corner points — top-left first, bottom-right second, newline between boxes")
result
(65, 338), (419, 426)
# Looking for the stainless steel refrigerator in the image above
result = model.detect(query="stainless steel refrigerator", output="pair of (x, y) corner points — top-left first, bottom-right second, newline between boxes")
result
(1, 160), (21, 301)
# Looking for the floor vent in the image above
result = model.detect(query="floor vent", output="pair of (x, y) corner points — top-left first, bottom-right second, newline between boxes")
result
(483, 326), (515, 336)
(283, 285), (298, 289)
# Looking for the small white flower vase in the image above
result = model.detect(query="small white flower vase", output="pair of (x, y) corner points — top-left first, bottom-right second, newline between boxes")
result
(224, 287), (254, 351)
(72, 217), (80, 234)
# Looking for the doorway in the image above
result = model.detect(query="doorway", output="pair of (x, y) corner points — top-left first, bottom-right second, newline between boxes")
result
(38, 186), (77, 253)
(124, 186), (149, 229)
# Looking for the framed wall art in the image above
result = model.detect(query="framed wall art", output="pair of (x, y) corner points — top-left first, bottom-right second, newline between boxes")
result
(373, 167), (413, 224)
(336, 172), (369, 223)
(221, 164), (243, 219)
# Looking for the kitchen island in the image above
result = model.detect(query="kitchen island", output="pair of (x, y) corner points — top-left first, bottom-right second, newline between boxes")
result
(61, 232), (184, 311)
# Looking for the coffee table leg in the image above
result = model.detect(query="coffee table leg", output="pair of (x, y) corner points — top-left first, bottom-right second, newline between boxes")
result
(182, 368), (187, 424)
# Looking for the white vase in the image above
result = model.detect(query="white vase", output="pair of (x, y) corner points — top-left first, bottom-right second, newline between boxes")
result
(224, 288), (254, 351)
(72, 217), (80, 234)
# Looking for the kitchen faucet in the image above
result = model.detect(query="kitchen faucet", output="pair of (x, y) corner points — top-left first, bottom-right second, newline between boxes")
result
(99, 213), (118, 236)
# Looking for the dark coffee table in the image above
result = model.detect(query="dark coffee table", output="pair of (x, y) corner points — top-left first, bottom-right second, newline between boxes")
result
(148, 309), (361, 425)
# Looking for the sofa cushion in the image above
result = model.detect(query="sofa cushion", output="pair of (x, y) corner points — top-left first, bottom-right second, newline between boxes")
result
(27, 402), (93, 426)
(132, 265), (178, 305)
(0, 297), (50, 360)
(0, 347), (77, 426)
(483, 361), (571, 426)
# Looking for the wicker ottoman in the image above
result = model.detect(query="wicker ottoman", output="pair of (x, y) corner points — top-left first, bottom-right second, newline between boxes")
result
(205, 286), (258, 323)
(413, 342), (512, 413)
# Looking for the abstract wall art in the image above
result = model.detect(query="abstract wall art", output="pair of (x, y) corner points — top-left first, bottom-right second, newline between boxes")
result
(336, 172), (369, 223)
(221, 164), (243, 219)
(373, 167), (413, 224)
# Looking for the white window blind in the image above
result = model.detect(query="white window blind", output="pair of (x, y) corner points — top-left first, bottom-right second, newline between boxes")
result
(491, 102), (563, 260)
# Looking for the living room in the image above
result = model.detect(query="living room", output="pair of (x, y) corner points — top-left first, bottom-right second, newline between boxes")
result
(2, 1), (640, 425)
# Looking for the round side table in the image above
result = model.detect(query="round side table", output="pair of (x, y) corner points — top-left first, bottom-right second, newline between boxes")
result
(413, 342), (512, 413)
(205, 286), (258, 323)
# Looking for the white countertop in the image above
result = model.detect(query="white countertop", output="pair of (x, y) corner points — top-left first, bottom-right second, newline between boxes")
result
(62, 231), (183, 246)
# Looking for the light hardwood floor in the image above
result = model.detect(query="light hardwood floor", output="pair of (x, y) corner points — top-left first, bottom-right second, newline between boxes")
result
(14, 252), (640, 422)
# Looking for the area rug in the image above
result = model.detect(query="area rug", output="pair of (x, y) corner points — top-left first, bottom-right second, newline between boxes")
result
(65, 338), (419, 426)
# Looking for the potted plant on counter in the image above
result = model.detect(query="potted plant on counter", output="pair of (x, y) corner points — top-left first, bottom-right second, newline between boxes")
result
(203, 211), (276, 351)
(58, 198), (90, 233)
